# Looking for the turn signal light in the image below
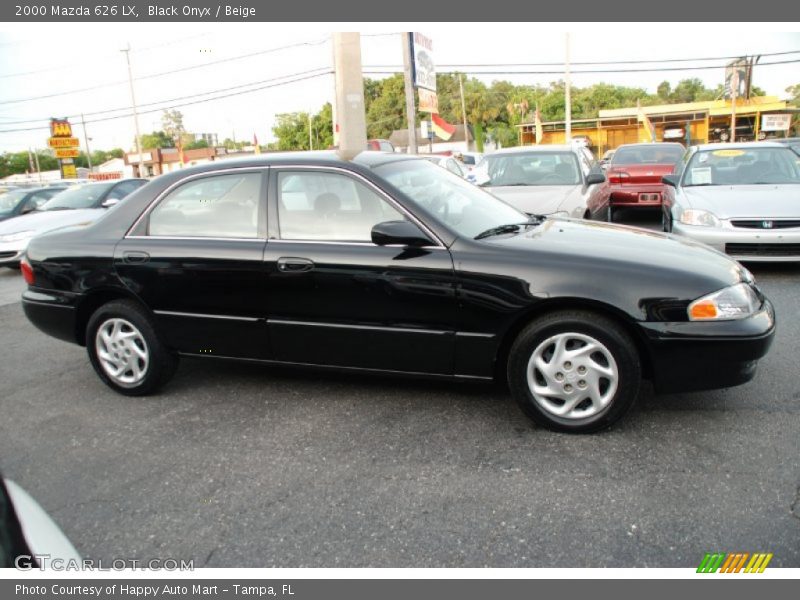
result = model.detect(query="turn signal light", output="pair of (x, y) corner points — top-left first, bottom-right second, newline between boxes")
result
(20, 257), (34, 285)
(689, 301), (718, 320)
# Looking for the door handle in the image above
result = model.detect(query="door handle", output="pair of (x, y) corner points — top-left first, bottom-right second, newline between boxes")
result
(277, 257), (314, 273)
(123, 251), (150, 264)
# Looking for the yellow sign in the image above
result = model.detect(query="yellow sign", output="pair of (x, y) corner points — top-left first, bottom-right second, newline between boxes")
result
(50, 119), (73, 137)
(61, 164), (77, 179)
(48, 137), (80, 148)
(418, 88), (439, 114)
(712, 149), (745, 157)
(54, 148), (80, 159)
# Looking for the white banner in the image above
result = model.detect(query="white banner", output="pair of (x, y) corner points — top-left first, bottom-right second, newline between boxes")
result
(761, 113), (792, 132)
(412, 32), (436, 92)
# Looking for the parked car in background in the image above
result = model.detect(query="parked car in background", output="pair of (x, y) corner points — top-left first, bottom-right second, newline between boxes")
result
(21, 152), (775, 433)
(774, 136), (800, 156)
(421, 154), (467, 178)
(599, 149), (616, 168)
(662, 142), (800, 262)
(587, 142), (685, 222)
(0, 186), (67, 222)
(367, 139), (395, 152)
(0, 179), (145, 267)
(472, 145), (605, 218)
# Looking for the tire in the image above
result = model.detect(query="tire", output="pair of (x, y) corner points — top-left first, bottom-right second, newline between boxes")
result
(662, 208), (673, 233)
(507, 310), (641, 433)
(606, 204), (615, 223)
(86, 299), (178, 396)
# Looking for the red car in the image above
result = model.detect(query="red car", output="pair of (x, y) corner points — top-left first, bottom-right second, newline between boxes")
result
(587, 143), (685, 222)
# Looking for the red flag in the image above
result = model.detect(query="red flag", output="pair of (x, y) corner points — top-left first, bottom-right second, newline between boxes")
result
(431, 113), (456, 141)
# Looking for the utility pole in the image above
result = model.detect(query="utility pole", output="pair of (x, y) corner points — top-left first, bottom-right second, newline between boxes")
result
(401, 32), (418, 154)
(308, 112), (314, 150)
(332, 32), (367, 160)
(121, 44), (144, 178)
(459, 74), (469, 152)
(32, 149), (41, 183)
(730, 69), (738, 143)
(81, 113), (93, 170)
(564, 33), (572, 143)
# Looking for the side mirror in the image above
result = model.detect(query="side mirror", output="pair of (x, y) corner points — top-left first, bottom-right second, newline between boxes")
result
(101, 198), (120, 208)
(661, 174), (679, 187)
(20, 205), (37, 215)
(371, 220), (434, 248)
(585, 171), (606, 185)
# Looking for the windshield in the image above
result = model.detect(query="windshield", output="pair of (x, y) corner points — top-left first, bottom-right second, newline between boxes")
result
(41, 182), (114, 210)
(374, 159), (528, 239)
(611, 145), (683, 165)
(0, 190), (27, 211)
(473, 151), (582, 187)
(683, 147), (800, 186)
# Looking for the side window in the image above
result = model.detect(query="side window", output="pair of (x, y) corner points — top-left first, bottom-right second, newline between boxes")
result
(277, 171), (404, 242)
(446, 159), (464, 176)
(107, 180), (143, 200)
(27, 190), (56, 209)
(149, 172), (262, 238)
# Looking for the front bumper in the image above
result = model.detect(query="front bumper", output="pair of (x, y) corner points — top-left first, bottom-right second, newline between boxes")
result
(672, 221), (800, 262)
(640, 299), (776, 394)
(22, 288), (81, 345)
(0, 240), (27, 266)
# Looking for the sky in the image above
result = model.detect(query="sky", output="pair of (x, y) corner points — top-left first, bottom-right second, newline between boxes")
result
(0, 23), (798, 154)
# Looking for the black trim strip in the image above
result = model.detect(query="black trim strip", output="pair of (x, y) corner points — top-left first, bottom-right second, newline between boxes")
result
(154, 310), (259, 323)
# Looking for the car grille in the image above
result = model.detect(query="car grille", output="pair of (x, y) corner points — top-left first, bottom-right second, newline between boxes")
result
(731, 219), (800, 229)
(726, 243), (800, 257)
(0, 251), (18, 260)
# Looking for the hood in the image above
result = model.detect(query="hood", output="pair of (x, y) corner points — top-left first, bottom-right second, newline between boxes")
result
(487, 185), (583, 215)
(681, 184), (800, 219)
(487, 217), (745, 294)
(0, 208), (105, 235)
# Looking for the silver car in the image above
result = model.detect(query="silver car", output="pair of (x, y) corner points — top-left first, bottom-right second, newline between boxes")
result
(663, 142), (800, 262)
(472, 145), (605, 218)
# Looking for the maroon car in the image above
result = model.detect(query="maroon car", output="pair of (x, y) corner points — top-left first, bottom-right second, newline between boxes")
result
(588, 143), (685, 222)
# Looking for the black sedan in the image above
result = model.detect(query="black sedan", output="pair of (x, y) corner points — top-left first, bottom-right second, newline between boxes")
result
(21, 152), (775, 433)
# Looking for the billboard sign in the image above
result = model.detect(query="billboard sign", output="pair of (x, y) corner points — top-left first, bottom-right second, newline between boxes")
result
(411, 32), (436, 92)
(418, 88), (439, 113)
(761, 114), (791, 132)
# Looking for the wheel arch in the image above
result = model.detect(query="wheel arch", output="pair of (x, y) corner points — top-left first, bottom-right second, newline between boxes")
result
(493, 297), (654, 384)
(74, 287), (150, 346)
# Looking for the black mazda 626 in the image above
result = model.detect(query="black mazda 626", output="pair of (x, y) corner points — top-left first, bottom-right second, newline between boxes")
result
(21, 152), (775, 433)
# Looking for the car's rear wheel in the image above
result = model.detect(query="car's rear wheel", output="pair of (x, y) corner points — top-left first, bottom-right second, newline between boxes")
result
(661, 208), (673, 233)
(507, 310), (641, 433)
(606, 204), (615, 223)
(86, 299), (178, 396)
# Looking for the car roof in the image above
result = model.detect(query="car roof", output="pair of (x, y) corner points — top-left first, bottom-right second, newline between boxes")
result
(693, 141), (787, 151)
(489, 145), (578, 155)
(615, 143), (684, 150)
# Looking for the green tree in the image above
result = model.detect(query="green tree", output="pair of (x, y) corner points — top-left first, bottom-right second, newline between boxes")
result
(184, 139), (209, 150)
(139, 131), (174, 149)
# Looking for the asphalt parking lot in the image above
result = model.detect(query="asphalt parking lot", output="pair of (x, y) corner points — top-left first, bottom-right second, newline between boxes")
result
(1, 213), (798, 568)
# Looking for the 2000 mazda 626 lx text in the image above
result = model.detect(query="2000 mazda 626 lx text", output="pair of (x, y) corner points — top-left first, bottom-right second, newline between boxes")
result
(20, 151), (776, 433)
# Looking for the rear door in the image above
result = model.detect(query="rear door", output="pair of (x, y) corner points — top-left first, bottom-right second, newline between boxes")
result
(115, 168), (270, 359)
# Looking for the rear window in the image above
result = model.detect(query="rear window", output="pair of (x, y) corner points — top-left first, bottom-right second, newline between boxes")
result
(612, 145), (684, 165)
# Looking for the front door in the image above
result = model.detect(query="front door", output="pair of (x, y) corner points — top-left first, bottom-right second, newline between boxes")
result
(114, 169), (270, 359)
(263, 167), (457, 375)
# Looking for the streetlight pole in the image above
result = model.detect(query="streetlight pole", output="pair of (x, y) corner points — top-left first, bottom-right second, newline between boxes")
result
(459, 74), (469, 152)
(401, 33), (418, 154)
(81, 113), (93, 170)
(121, 44), (145, 178)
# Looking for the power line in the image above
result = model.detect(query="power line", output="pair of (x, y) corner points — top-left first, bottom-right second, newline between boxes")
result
(0, 67), (333, 126)
(0, 37), (331, 105)
(363, 57), (800, 76)
(0, 70), (334, 134)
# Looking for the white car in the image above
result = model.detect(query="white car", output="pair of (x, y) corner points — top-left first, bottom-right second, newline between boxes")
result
(664, 142), (800, 262)
(0, 179), (145, 267)
(420, 155), (467, 178)
(472, 145), (605, 218)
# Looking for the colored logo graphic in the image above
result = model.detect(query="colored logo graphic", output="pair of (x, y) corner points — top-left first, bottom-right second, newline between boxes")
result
(697, 552), (773, 573)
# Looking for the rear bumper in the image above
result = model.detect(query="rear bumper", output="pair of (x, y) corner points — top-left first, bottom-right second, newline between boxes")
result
(640, 299), (776, 394)
(609, 185), (665, 208)
(22, 288), (80, 345)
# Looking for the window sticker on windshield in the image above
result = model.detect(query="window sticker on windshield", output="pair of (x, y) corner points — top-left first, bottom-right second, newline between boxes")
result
(698, 153), (708, 163)
(712, 149), (745, 157)
(691, 167), (712, 185)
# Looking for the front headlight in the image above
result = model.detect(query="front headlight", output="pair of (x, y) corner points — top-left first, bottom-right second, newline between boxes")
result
(688, 283), (760, 321)
(0, 230), (35, 243)
(679, 209), (721, 227)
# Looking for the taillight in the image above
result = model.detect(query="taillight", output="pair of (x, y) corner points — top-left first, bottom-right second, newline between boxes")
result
(20, 257), (35, 285)
(608, 170), (630, 185)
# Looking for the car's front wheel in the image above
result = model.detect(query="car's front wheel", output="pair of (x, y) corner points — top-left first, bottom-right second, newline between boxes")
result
(86, 299), (178, 395)
(661, 208), (673, 232)
(507, 310), (641, 433)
